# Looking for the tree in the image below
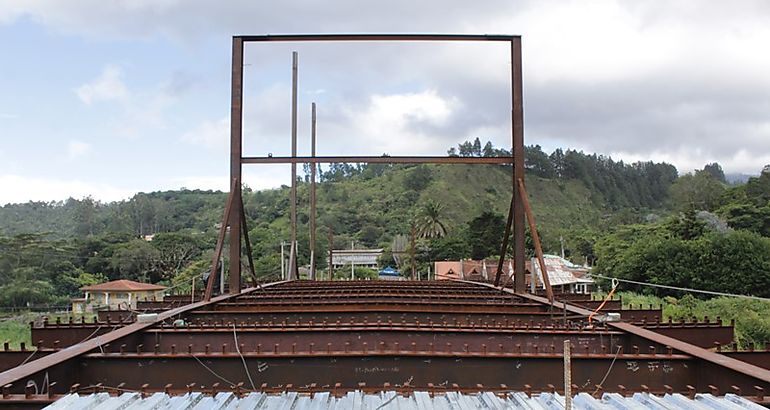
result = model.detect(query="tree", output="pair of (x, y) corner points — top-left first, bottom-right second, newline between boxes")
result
(403, 166), (432, 191)
(669, 171), (725, 211)
(416, 200), (448, 239)
(703, 163), (726, 184)
(467, 211), (505, 260)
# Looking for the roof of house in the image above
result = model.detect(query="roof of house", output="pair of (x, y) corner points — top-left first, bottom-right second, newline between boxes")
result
(80, 279), (166, 292)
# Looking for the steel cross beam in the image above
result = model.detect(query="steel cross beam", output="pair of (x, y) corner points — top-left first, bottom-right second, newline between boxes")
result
(230, 33), (526, 292)
(462, 279), (770, 391)
(0, 280), (290, 391)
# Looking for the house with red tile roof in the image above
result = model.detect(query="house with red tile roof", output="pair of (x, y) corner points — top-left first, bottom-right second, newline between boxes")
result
(72, 279), (166, 313)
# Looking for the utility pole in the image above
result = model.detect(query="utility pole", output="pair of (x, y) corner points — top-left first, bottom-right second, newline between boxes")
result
(280, 241), (286, 280)
(409, 222), (416, 281)
(288, 50), (299, 280)
(560, 236), (565, 259)
(328, 228), (334, 280)
(309, 102), (317, 280)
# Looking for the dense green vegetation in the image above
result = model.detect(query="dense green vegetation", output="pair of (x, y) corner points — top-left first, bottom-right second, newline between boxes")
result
(1, 138), (769, 348)
(0, 139), (681, 306)
(615, 292), (770, 348)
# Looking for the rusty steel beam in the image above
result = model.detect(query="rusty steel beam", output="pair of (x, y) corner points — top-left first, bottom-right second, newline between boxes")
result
(49, 353), (698, 394)
(239, 200), (259, 285)
(237, 34), (517, 42)
(229, 36), (244, 295)
(511, 38), (526, 294)
(466, 280), (770, 389)
(135, 327), (627, 354)
(494, 196), (514, 287)
(517, 178), (554, 302)
(0, 281), (289, 392)
(241, 155), (513, 164)
(204, 178), (238, 301)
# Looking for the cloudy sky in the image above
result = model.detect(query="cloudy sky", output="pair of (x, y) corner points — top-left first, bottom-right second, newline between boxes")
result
(1, 0), (769, 205)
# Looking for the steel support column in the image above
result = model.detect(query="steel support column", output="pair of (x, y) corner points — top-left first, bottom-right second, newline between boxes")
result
(228, 37), (244, 294)
(511, 37), (526, 293)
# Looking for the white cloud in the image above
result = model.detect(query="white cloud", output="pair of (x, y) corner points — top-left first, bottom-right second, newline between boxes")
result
(181, 116), (229, 149)
(0, 174), (135, 205)
(67, 140), (91, 159)
(75, 65), (129, 105)
(334, 90), (461, 155)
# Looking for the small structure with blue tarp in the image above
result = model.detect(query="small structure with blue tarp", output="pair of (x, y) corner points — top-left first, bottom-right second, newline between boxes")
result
(378, 266), (402, 280)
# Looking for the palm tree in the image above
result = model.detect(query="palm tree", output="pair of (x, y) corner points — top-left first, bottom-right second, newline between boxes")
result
(416, 200), (448, 239)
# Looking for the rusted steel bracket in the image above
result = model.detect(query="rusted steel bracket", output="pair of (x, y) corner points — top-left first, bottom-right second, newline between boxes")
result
(0, 280), (291, 389)
(204, 178), (238, 301)
(240, 196), (259, 285)
(466, 279), (770, 388)
(516, 178), (554, 303)
(493, 196), (515, 287)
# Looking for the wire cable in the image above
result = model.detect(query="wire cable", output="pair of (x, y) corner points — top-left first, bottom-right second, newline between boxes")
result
(588, 278), (618, 323)
(594, 345), (622, 395)
(189, 353), (237, 387)
(232, 323), (257, 390)
(592, 274), (770, 302)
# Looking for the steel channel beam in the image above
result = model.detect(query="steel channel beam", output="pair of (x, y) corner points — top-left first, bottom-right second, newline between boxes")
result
(462, 280), (770, 390)
(57, 353), (698, 394)
(241, 156), (513, 164)
(0, 281), (290, 392)
(237, 34), (517, 42)
(137, 327), (625, 354)
(228, 37), (244, 294)
(0, 351), (55, 373)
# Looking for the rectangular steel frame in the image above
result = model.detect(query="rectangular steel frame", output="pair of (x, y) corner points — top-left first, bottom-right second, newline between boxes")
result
(228, 34), (527, 294)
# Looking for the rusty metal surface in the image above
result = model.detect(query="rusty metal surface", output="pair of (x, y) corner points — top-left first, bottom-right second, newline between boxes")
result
(241, 156), (514, 164)
(0, 281), (290, 391)
(3, 279), (769, 408)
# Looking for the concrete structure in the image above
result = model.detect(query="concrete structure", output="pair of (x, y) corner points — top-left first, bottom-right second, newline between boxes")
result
(331, 249), (382, 270)
(72, 280), (166, 313)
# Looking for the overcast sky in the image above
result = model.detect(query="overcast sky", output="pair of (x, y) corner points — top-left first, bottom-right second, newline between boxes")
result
(1, 0), (769, 205)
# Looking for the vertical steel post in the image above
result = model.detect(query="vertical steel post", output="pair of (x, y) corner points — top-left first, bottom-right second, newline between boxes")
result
(511, 37), (526, 294)
(228, 37), (244, 294)
(289, 51), (299, 280)
(310, 102), (317, 280)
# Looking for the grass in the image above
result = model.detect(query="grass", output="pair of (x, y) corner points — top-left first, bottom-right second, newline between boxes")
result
(0, 314), (33, 349)
(594, 291), (770, 348)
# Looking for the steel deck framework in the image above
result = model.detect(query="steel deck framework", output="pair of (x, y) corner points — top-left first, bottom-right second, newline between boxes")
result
(1, 280), (770, 409)
(224, 34), (528, 294)
(2, 34), (770, 409)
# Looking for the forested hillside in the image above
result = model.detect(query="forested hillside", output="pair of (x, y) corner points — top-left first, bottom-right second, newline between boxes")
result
(1, 139), (767, 310)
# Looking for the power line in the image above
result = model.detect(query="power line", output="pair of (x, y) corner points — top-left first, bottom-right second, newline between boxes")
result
(592, 273), (770, 302)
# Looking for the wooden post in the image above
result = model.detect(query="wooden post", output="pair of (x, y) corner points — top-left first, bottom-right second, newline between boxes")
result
(410, 222), (416, 281)
(310, 102), (317, 280)
(564, 340), (572, 410)
(328, 228), (334, 280)
(288, 51), (299, 280)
